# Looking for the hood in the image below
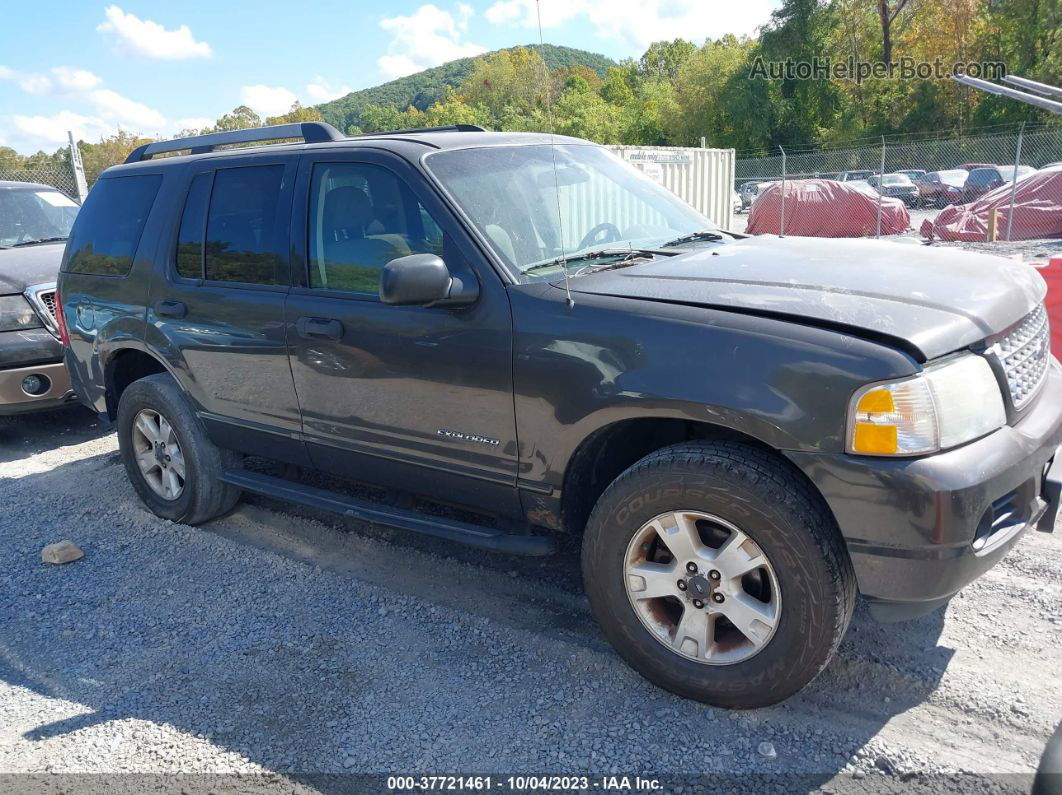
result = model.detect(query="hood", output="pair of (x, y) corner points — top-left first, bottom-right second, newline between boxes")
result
(566, 236), (1045, 361)
(0, 242), (66, 294)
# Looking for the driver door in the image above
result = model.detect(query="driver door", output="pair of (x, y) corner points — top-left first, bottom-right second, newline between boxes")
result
(284, 150), (521, 516)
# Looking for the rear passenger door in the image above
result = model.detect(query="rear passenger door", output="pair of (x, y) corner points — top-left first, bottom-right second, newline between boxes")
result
(284, 150), (520, 515)
(146, 155), (307, 465)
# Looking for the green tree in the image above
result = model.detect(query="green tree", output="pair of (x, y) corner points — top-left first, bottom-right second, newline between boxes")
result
(639, 39), (697, 80)
(668, 36), (772, 149)
(213, 105), (262, 132)
(461, 46), (549, 125)
(265, 102), (324, 125)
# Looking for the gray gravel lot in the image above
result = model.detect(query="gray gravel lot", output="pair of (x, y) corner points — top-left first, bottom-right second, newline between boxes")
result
(1, 407), (1060, 793)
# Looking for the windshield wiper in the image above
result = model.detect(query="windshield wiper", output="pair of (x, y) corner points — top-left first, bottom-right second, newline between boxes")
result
(523, 247), (662, 275)
(10, 236), (68, 247)
(661, 230), (727, 248)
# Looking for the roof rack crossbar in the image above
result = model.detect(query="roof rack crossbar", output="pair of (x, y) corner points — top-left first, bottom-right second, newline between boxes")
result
(357, 124), (487, 137)
(124, 121), (345, 163)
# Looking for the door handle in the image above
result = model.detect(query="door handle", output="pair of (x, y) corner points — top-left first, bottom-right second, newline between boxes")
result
(296, 316), (344, 341)
(156, 300), (187, 319)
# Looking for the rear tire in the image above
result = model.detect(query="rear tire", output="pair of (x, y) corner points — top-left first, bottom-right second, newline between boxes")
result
(117, 373), (241, 524)
(581, 441), (855, 709)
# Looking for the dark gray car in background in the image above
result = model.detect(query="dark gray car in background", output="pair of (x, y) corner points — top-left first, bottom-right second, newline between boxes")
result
(57, 123), (1062, 709)
(0, 181), (79, 417)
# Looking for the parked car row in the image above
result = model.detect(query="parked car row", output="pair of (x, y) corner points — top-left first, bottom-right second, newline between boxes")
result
(738, 162), (1049, 211)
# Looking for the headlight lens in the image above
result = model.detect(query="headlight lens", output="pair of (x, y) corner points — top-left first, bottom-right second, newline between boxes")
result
(0, 295), (42, 332)
(848, 354), (1006, 456)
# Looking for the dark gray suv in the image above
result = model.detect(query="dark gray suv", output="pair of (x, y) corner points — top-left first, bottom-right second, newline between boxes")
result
(58, 122), (1061, 708)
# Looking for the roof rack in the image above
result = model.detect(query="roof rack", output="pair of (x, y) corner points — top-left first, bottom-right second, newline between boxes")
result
(124, 121), (345, 164)
(359, 124), (487, 136)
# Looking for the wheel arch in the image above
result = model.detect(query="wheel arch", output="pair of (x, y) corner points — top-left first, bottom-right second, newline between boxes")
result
(103, 347), (173, 420)
(558, 416), (835, 537)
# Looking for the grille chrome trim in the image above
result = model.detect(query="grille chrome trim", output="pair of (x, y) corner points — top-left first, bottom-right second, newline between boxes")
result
(23, 282), (60, 340)
(991, 304), (1050, 410)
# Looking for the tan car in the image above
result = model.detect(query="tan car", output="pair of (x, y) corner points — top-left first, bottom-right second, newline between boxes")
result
(0, 181), (79, 419)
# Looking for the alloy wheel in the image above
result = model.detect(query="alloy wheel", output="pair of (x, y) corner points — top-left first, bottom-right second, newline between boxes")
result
(623, 511), (781, 665)
(131, 408), (186, 501)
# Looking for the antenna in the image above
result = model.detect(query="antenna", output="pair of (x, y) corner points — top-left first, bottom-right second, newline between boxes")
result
(536, 0), (574, 308)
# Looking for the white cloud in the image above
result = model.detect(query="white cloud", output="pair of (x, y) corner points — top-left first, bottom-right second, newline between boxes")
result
(0, 66), (102, 95)
(377, 4), (486, 80)
(18, 74), (53, 94)
(97, 5), (212, 59)
(12, 111), (114, 147)
(89, 89), (166, 130)
(305, 77), (352, 103)
(240, 84), (298, 117)
(484, 0), (774, 50)
(52, 67), (102, 92)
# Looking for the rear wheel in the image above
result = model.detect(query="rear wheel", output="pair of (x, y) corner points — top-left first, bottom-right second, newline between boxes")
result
(581, 441), (855, 708)
(117, 374), (241, 524)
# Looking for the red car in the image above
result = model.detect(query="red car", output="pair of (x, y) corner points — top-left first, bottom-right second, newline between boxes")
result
(747, 179), (910, 237)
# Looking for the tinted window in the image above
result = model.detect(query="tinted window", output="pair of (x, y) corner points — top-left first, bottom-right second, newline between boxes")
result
(308, 163), (444, 293)
(65, 175), (161, 275)
(175, 172), (212, 279)
(205, 165), (285, 284)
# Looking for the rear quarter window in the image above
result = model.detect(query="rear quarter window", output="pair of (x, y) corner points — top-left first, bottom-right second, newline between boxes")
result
(64, 174), (162, 276)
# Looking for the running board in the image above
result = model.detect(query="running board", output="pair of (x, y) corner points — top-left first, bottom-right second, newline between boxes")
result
(220, 469), (556, 557)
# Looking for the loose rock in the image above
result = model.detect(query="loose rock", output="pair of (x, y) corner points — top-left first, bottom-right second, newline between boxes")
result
(41, 541), (84, 565)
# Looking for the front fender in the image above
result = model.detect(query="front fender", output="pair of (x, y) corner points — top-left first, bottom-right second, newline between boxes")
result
(509, 284), (918, 494)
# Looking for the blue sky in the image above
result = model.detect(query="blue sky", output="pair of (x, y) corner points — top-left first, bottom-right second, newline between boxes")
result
(0, 1), (779, 154)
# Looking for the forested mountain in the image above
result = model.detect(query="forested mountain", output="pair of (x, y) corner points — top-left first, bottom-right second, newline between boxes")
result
(315, 44), (616, 133)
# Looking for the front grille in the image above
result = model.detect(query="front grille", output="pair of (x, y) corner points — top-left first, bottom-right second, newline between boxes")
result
(994, 304), (1051, 409)
(38, 290), (57, 323)
(23, 284), (60, 340)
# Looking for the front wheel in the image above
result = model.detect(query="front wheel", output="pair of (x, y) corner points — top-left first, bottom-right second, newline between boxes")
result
(581, 441), (855, 708)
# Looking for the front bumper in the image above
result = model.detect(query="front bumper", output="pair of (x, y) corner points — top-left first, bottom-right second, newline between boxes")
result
(788, 363), (1062, 620)
(0, 361), (76, 415)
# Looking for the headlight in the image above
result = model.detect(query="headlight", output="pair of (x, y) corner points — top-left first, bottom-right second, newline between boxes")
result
(847, 354), (1006, 456)
(0, 295), (42, 332)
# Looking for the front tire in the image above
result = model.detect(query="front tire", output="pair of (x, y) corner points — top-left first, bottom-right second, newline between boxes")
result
(117, 373), (241, 524)
(581, 441), (855, 709)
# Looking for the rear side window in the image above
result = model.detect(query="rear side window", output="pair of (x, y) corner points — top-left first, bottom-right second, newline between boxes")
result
(65, 174), (162, 276)
(204, 165), (285, 284)
(175, 172), (212, 279)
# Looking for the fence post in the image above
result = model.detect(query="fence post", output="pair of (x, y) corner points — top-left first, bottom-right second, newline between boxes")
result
(875, 136), (885, 239)
(1005, 122), (1025, 242)
(67, 131), (88, 203)
(779, 145), (786, 237)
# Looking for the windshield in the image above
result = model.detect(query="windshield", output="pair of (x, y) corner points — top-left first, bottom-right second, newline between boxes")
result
(424, 144), (716, 281)
(0, 188), (79, 248)
(882, 175), (909, 185)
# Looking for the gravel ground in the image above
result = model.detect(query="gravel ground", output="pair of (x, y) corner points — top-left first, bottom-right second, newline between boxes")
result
(0, 407), (1060, 794)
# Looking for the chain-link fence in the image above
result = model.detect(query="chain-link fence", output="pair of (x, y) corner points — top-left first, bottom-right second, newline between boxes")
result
(0, 165), (80, 200)
(0, 138), (87, 202)
(734, 124), (1062, 244)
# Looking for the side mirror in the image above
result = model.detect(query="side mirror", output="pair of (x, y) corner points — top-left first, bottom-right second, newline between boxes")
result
(379, 253), (479, 307)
